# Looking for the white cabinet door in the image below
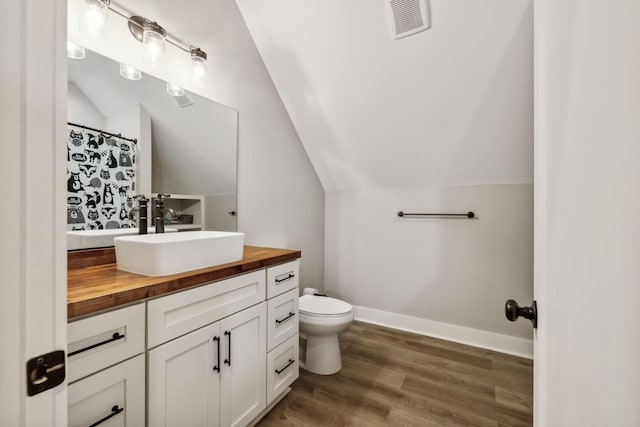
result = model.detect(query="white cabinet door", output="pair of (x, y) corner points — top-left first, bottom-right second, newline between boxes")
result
(220, 303), (267, 427)
(148, 322), (222, 427)
(68, 354), (145, 427)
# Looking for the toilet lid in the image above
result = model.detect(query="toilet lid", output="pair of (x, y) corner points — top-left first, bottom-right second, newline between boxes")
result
(299, 295), (352, 316)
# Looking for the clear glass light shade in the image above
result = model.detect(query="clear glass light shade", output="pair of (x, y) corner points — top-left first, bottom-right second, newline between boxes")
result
(67, 41), (86, 59)
(119, 63), (141, 80)
(143, 25), (165, 68)
(166, 82), (185, 97)
(191, 57), (207, 88)
(80, 0), (108, 41)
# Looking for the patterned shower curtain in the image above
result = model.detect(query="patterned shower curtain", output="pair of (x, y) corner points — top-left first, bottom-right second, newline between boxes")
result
(66, 126), (137, 231)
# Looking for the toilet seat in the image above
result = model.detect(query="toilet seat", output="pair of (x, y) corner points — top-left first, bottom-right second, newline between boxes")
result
(299, 295), (352, 317)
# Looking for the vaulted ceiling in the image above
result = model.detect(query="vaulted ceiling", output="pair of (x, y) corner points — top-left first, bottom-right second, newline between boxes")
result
(236, 0), (533, 191)
(96, 0), (533, 193)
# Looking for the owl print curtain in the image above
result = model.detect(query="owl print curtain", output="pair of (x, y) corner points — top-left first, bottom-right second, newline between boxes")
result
(67, 126), (137, 231)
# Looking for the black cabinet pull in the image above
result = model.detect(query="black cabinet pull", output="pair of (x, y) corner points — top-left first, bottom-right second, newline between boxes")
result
(275, 312), (295, 325)
(69, 332), (125, 357)
(88, 405), (124, 427)
(212, 336), (220, 372)
(275, 359), (295, 375)
(275, 273), (295, 283)
(224, 331), (231, 366)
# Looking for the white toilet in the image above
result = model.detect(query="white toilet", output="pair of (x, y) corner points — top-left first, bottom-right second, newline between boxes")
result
(298, 293), (353, 375)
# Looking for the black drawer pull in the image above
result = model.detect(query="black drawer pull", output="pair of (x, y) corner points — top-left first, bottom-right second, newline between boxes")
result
(275, 273), (295, 283)
(275, 312), (295, 325)
(224, 331), (231, 366)
(69, 332), (125, 357)
(212, 336), (220, 372)
(275, 359), (295, 375)
(89, 405), (124, 427)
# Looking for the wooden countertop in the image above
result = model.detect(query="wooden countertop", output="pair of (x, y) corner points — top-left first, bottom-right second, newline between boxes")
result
(68, 246), (301, 320)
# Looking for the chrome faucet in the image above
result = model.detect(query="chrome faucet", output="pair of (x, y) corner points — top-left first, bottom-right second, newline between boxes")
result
(154, 194), (171, 234)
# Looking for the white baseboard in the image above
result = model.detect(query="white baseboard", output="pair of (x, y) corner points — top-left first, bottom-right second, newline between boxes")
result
(353, 305), (533, 359)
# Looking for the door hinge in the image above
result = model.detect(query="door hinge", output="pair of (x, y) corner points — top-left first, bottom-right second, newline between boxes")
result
(26, 350), (65, 396)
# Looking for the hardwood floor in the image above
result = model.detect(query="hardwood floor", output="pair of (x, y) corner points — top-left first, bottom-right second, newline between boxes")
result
(257, 321), (533, 427)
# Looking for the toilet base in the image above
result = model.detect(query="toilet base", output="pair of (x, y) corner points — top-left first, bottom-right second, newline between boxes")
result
(303, 333), (342, 375)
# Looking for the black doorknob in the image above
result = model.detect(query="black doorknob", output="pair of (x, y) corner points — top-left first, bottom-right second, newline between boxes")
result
(505, 299), (537, 329)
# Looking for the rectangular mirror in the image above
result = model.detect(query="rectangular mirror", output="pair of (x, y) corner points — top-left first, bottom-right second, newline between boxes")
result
(67, 48), (237, 250)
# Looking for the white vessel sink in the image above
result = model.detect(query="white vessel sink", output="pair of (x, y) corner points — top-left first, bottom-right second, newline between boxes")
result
(67, 228), (177, 250)
(114, 231), (245, 276)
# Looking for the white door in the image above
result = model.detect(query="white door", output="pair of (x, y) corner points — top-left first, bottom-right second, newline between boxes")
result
(148, 321), (221, 427)
(220, 303), (267, 427)
(0, 0), (68, 425)
(534, 0), (640, 425)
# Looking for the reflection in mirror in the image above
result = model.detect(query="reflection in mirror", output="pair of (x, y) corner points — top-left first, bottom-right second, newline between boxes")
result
(67, 48), (238, 249)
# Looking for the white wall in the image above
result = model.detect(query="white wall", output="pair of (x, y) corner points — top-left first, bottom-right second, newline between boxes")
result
(205, 195), (237, 231)
(68, 0), (325, 287)
(326, 184), (533, 342)
(67, 82), (104, 129)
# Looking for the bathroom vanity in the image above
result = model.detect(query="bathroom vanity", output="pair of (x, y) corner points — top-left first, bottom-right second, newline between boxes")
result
(67, 246), (301, 427)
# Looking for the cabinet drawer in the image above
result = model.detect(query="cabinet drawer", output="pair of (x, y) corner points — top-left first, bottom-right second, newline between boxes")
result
(147, 270), (265, 347)
(68, 303), (145, 383)
(68, 354), (145, 427)
(267, 288), (299, 351)
(266, 259), (299, 299)
(266, 334), (299, 404)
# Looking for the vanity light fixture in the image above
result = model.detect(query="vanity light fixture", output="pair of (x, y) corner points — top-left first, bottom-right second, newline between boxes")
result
(67, 41), (86, 59)
(119, 63), (142, 80)
(126, 14), (207, 83)
(166, 82), (185, 97)
(73, 2), (209, 89)
(79, 0), (109, 40)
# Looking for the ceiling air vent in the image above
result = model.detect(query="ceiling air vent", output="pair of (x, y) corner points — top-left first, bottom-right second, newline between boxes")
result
(385, 0), (430, 40)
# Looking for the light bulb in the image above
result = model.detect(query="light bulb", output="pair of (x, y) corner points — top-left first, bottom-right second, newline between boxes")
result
(119, 63), (141, 80)
(67, 41), (86, 59)
(190, 48), (207, 88)
(80, 0), (108, 41)
(166, 82), (185, 97)
(143, 21), (166, 68)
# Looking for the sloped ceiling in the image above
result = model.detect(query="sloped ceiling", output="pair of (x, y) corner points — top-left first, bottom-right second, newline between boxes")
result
(236, 0), (533, 191)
